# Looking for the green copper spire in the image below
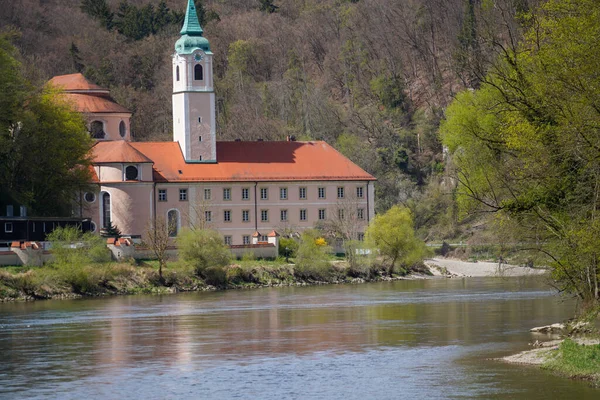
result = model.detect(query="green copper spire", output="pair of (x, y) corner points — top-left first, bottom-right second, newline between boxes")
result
(180, 0), (203, 36)
(175, 0), (211, 54)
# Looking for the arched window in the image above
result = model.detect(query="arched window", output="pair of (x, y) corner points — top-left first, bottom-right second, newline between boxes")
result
(194, 64), (203, 81)
(176, 65), (180, 81)
(90, 121), (105, 139)
(102, 192), (111, 228)
(167, 209), (179, 238)
(125, 165), (138, 180)
(119, 121), (126, 138)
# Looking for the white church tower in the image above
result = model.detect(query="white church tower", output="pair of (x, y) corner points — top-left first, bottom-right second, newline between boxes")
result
(172, 0), (216, 162)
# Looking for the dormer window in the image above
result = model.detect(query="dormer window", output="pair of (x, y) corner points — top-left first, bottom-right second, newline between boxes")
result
(90, 121), (105, 139)
(119, 121), (126, 138)
(194, 64), (203, 81)
(125, 165), (139, 181)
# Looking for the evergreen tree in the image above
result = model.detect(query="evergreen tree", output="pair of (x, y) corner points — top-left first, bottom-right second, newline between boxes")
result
(258, 0), (278, 14)
(69, 42), (84, 73)
(101, 222), (122, 238)
(80, 0), (114, 30)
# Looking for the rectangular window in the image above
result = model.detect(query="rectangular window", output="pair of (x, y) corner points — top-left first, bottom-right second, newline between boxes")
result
(260, 235), (268, 242)
(205, 210), (212, 222)
(179, 189), (188, 201)
(223, 188), (231, 201)
(243, 235), (250, 245)
(358, 233), (365, 241)
(318, 187), (325, 199)
(357, 208), (365, 220)
(280, 209), (288, 221)
(337, 186), (345, 199)
(260, 187), (268, 200)
(319, 209), (326, 220)
(198, 135), (202, 141)
(242, 210), (250, 222)
(5, 222), (13, 233)
(224, 235), (232, 245)
(338, 209), (344, 220)
(261, 209), (269, 222)
(356, 186), (364, 198)
(280, 187), (288, 200)
(224, 210), (231, 222)
(299, 187), (307, 200)
(300, 209), (307, 221)
(204, 188), (211, 200)
(242, 188), (250, 200)
(158, 189), (167, 202)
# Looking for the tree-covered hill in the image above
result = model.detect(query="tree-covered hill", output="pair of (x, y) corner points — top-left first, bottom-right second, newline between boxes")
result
(0, 0), (539, 234)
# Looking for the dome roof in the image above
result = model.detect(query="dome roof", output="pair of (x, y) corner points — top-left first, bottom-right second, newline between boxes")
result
(175, 34), (210, 54)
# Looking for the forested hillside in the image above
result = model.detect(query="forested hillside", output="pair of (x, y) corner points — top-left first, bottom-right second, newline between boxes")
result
(0, 0), (539, 238)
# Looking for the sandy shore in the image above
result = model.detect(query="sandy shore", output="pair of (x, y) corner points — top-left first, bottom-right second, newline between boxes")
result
(425, 258), (547, 277)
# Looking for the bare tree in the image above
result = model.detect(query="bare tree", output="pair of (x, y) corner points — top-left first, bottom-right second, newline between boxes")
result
(144, 216), (173, 284)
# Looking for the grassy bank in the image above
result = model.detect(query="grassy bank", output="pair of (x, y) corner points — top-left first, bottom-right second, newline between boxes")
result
(543, 338), (600, 385)
(0, 258), (430, 301)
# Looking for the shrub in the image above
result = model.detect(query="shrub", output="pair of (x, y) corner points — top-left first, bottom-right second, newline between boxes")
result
(295, 229), (333, 281)
(279, 237), (298, 259)
(177, 228), (232, 276)
(203, 266), (227, 286)
(47, 226), (110, 267)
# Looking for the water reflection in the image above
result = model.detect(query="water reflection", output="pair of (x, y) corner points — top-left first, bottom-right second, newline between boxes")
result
(0, 277), (597, 399)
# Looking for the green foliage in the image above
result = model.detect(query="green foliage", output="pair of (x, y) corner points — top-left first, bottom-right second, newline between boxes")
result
(344, 239), (374, 277)
(279, 237), (298, 258)
(80, 0), (114, 30)
(0, 35), (93, 216)
(370, 74), (408, 111)
(544, 339), (600, 383)
(259, 0), (279, 13)
(441, 0), (600, 308)
(294, 229), (333, 280)
(366, 206), (429, 274)
(203, 266), (227, 286)
(47, 226), (111, 267)
(177, 228), (232, 276)
(101, 222), (122, 238)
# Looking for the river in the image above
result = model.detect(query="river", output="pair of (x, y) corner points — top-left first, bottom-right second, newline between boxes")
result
(0, 277), (598, 399)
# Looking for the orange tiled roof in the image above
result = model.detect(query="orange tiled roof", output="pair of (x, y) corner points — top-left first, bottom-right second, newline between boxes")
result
(128, 141), (375, 182)
(48, 73), (106, 92)
(92, 141), (153, 163)
(61, 93), (131, 114)
(48, 73), (131, 114)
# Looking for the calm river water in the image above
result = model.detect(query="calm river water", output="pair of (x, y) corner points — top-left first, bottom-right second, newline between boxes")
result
(0, 277), (598, 399)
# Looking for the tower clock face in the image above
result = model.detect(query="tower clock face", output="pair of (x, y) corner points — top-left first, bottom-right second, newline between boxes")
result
(194, 53), (204, 61)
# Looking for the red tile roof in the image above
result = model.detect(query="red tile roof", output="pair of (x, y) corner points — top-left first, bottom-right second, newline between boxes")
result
(61, 93), (131, 114)
(128, 141), (375, 182)
(92, 141), (153, 163)
(48, 73), (106, 92)
(48, 73), (131, 114)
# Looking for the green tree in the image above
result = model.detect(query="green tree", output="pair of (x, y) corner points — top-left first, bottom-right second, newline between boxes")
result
(177, 228), (231, 277)
(1, 34), (93, 216)
(441, 0), (600, 310)
(365, 206), (428, 275)
(295, 229), (332, 280)
(69, 42), (84, 73)
(259, 0), (279, 13)
(80, 0), (114, 30)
